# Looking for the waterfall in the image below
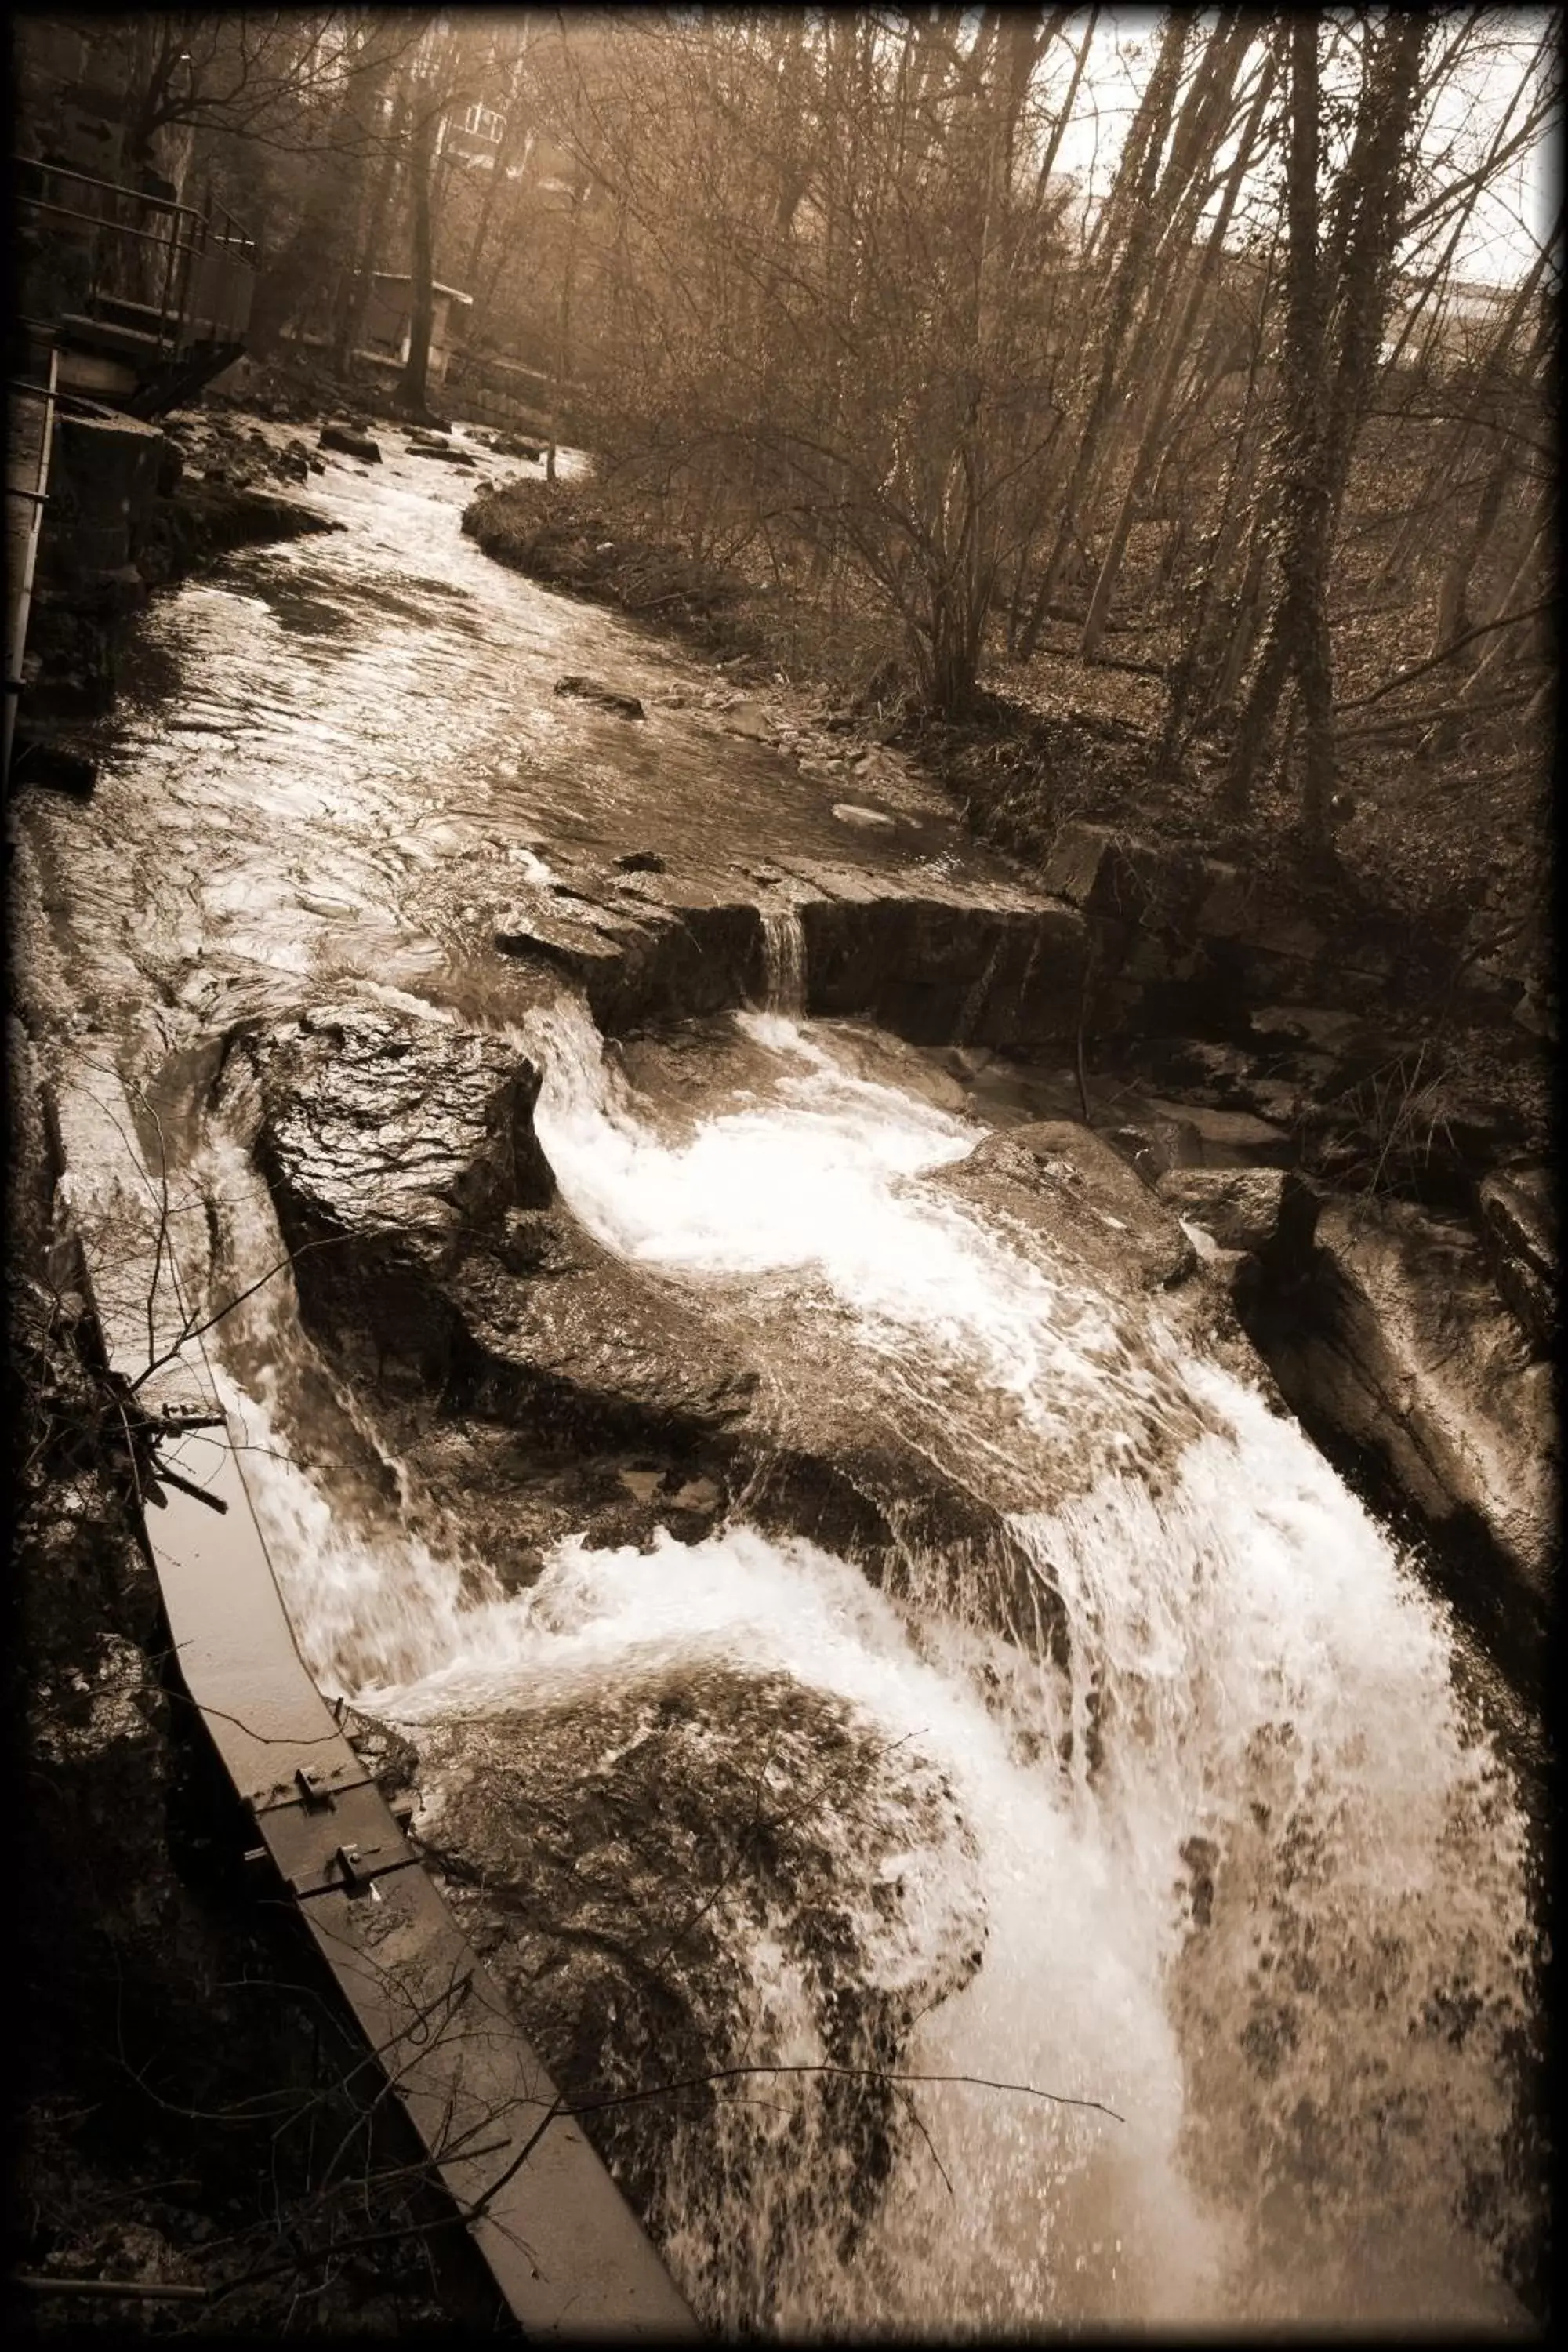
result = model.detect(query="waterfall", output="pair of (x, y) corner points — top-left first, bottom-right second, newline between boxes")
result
(760, 904), (807, 1015)
(198, 992), (1542, 2333)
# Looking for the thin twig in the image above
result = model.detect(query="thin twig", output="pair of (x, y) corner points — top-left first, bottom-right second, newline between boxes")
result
(1335, 597), (1551, 712)
(564, 2060), (1125, 2125)
(12, 2273), (210, 2301)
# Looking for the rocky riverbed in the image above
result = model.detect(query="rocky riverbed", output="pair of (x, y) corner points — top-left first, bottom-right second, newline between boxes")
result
(9, 397), (1553, 2331)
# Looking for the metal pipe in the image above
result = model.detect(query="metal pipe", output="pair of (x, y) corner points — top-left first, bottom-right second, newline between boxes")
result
(4, 340), (58, 791)
(162, 204), (184, 343)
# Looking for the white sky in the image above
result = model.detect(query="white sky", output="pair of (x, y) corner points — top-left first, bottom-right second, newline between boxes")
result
(1038, 8), (1558, 286)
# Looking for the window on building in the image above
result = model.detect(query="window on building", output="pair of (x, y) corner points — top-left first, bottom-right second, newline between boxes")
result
(460, 103), (505, 145)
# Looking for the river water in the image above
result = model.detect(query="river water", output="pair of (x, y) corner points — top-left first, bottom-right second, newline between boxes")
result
(20, 419), (1546, 2333)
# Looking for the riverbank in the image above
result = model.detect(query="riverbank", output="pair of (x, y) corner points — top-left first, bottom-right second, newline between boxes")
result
(463, 476), (1552, 1181)
(462, 469), (1555, 1678)
(8, 401), (1550, 2330)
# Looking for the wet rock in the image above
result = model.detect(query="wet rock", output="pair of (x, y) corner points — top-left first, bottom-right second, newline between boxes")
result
(1138, 1097), (1295, 1167)
(408, 1659), (985, 2271)
(245, 996), (758, 1439)
(798, 893), (1089, 1051)
(318, 422), (382, 463)
(247, 1000), (554, 1253)
(495, 887), (764, 1034)
(1105, 1113), (1205, 1184)
(942, 1120), (1196, 1293)
(613, 849), (666, 873)
(1155, 1166), (1294, 1256)
(1258, 1196), (1555, 1615)
(448, 1242), (758, 1436)
(240, 1001), (556, 1393)
(554, 673), (646, 720)
(1478, 1165), (1554, 1354)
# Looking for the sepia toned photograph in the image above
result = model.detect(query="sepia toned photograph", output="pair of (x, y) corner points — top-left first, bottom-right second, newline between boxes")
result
(8, 5), (1553, 2336)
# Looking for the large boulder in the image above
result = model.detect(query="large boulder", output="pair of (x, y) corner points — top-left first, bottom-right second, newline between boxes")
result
(944, 1119), (1196, 1293)
(234, 1000), (754, 1438)
(495, 880), (764, 1033)
(797, 891), (1088, 1051)
(1155, 1165), (1297, 1256)
(1477, 1165), (1554, 1355)
(318, 421), (381, 463)
(1135, 1097), (1295, 1167)
(405, 1652), (985, 2310)
(1258, 1196), (1555, 1623)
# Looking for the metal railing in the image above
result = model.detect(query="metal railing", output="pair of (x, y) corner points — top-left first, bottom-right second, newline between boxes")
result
(15, 157), (257, 359)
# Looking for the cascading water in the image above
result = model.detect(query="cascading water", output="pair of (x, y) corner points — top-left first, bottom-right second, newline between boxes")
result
(760, 905), (808, 1015)
(190, 989), (1542, 2336)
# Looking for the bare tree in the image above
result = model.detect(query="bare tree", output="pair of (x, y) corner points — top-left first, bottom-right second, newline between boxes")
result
(1219, 11), (1431, 837)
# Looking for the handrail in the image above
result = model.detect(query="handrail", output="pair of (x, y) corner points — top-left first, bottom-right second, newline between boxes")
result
(16, 151), (257, 375)
(16, 157), (259, 262)
(16, 154), (208, 229)
(20, 194), (201, 252)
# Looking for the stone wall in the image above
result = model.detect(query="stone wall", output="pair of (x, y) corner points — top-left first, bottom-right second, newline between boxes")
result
(26, 402), (169, 717)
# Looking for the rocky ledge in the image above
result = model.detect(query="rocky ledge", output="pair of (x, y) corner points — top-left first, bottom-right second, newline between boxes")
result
(227, 992), (1276, 1650)
(226, 947), (1551, 1700)
(1250, 1192), (1555, 1673)
(494, 857), (1091, 1051)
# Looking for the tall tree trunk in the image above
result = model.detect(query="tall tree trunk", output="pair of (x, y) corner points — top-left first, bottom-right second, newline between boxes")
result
(1080, 45), (1276, 660)
(1320, 13), (1431, 528)
(1031, 8), (1098, 209)
(1014, 10), (1191, 659)
(335, 77), (406, 377)
(1221, 13), (1428, 829)
(396, 85), (438, 413)
(1160, 236), (1277, 765)
(1424, 254), (1551, 655)
(1221, 18), (1332, 833)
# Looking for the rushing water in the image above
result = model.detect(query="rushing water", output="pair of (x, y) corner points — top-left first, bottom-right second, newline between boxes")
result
(25, 420), (1545, 2335)
(186, 993), (1544, 2335)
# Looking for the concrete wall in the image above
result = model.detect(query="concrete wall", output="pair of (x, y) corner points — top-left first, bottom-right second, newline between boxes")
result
(27, 403), (169, 717)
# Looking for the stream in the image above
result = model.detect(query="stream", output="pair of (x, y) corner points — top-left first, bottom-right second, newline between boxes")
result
(19, 418), (1547, 2334)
